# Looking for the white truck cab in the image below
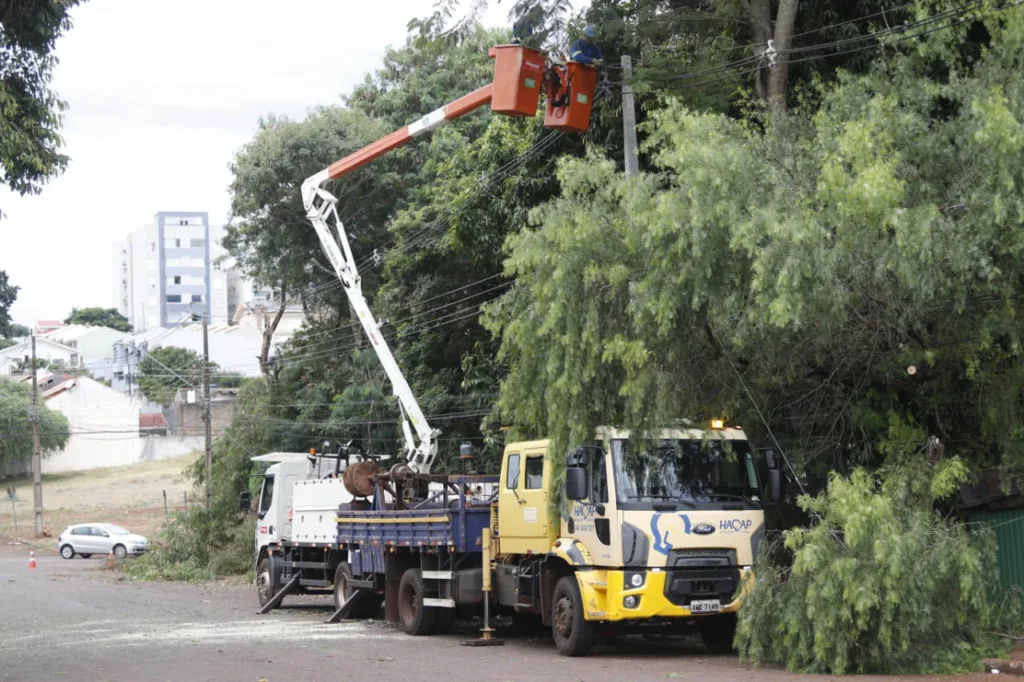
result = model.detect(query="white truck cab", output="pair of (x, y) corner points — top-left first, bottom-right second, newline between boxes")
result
(249, 450), (390, 608)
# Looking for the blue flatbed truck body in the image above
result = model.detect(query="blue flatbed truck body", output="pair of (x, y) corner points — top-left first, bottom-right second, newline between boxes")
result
(337, 476), (497, 580)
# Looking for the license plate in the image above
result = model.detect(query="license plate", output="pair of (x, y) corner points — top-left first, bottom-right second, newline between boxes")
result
(690, 599), (721, 614)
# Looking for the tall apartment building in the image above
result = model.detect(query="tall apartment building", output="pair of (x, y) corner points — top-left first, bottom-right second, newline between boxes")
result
(113, 212), (236, 332)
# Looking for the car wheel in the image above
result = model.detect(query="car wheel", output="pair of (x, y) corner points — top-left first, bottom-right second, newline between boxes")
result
(699, 613), (737, 654)
(60, 544), (75, 560)
(551, 575), (594, 657)
(80, 553), (92, 559)
(113, 544), (128, 559)
(398, 568), (436, 636)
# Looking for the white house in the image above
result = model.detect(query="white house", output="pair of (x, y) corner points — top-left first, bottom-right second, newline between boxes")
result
(110, 323), (273, 394)
(42, 377), (143, 473)
(41, 324), (128, 376)
(0, 337), (82, 374)
(232, 293), (307, 339)
(42, 376), (203, 473)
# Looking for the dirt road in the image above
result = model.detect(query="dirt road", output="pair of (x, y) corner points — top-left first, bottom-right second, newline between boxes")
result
(0, 543), (993, 682)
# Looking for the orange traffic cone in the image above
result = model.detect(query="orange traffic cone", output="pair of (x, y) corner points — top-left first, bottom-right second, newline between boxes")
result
(28, 551), (36, 569)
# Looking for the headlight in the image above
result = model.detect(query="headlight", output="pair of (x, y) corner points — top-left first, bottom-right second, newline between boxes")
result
(624, 571), (645, 589)
(623, 595), (640, 608)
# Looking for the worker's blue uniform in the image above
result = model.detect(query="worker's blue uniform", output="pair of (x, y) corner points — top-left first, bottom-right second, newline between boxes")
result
(568, 38), (602, 65)
(511, 19), (534, 44)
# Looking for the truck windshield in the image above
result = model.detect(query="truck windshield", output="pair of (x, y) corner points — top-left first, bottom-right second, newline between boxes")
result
(611, 438), (760, 509)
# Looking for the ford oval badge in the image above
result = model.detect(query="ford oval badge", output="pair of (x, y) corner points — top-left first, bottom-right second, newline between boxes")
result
(693, 523), (716, 535)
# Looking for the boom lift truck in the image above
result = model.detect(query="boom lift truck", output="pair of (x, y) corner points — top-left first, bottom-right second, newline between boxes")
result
(250, 42), (783, 656)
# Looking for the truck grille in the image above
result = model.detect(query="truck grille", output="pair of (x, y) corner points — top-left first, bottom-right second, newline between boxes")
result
(664, 548), (739, 606)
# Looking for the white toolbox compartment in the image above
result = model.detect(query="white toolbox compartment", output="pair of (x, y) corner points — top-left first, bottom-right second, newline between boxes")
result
(291, 478), (353, 544)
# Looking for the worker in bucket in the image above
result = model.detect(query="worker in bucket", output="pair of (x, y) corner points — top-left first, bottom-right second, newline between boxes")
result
(569, 24), (603, 67)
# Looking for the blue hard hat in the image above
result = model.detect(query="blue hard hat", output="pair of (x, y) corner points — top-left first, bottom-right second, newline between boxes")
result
(583, 24), (597, 38)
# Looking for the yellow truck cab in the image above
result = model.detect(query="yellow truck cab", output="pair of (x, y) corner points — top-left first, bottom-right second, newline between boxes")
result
(494, 425), (776, 656)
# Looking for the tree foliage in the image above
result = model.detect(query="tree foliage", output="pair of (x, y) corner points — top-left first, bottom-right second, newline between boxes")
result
(737, 468), (1020, 673)
(487, 2), (1024, 489)
(0, 270), (18, 338)
(137, 346), (214, 405)
(0, 0), (81, 214)
(0, 377), (70, 468)
(7, 323), (29, 338)
(63, 306), (131, 332)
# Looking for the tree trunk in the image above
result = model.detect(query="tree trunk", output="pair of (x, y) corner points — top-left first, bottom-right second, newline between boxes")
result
(260, 285), (288, 380)
(747, 0), (799, 113)
(768, 0), (799, 113)
(748, 0), (772, 103)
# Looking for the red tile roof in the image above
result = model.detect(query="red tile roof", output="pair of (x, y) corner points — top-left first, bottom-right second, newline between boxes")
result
(139, 413), (168, 429)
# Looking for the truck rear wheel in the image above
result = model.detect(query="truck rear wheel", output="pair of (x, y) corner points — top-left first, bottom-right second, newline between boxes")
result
(699, 613), (737, 654)
(334, 563), (381, 619)
(398, 568), (436, 636)
(551, 575), (594, 656)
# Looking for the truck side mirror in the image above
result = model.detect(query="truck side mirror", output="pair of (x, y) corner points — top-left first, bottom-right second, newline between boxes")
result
(567, 446), (589, 468)
(760, 447), (779, 470)
(239, 491), (252, 511)
(565, 467), (587, 500)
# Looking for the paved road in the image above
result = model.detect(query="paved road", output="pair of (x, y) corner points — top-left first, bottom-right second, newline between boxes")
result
(0, 543), (993, 682)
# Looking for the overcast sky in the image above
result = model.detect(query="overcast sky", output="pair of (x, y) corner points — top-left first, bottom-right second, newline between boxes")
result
(0, 0), (526, 326)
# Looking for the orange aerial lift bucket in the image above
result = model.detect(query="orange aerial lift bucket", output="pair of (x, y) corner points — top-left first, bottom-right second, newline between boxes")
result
(489, 45), (546, 117)
(544, 61), (598, 133)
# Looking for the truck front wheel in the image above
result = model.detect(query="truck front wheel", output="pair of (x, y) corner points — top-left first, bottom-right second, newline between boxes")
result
(551, 575), (594, 656)
(699, 613), (738, 654)
(256, 557), (280, 608)
(398, 568), (437, 636)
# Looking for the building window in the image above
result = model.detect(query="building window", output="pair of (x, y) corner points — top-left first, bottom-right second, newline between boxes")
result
(190, 239), (205, 248)
(150, 242), (156, 252)
(173, 276), (181, 285)
(166, 295), (182, 303)
(191, 294), (204, 303)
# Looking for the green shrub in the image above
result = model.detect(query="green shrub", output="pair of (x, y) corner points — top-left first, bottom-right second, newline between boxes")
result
(737, 468), (1021, 674)
(124, 508), (255, 582)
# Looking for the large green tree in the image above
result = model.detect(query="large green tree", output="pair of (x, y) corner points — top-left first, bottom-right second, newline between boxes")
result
(486, 2), (1024, 483)
(0, 377), (70, 469)
(63, 306), (131, 332)
(0, 0), (82, 214)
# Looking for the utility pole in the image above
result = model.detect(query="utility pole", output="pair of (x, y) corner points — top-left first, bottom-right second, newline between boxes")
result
(621, 54), (640, 177)
(201, 313), (213, 511)
(30, 334), (43, 538)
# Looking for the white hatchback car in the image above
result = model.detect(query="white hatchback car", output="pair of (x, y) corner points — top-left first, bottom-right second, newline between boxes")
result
(57, 523), (149, 559)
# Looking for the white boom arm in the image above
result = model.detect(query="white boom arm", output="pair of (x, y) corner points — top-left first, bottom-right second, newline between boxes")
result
(298, 86), (496, 475)
(301, 175), (439, 474)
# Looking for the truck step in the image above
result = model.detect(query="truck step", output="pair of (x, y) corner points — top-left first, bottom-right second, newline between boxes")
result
(422, 597), (456, 608)
(422, 570), (453, 580)
(287, 561), (333, 570)
(299, 578), (333, 587)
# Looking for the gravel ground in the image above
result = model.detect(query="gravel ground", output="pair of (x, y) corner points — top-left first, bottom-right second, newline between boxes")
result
(0, 542), (994, 682)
